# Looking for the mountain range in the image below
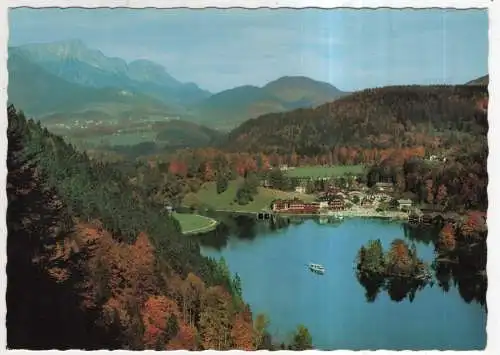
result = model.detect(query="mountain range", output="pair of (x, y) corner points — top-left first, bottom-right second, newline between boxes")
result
(9, 39), (211, 109)
(8, 39), (346, 131)
(8, 50), (174, 118)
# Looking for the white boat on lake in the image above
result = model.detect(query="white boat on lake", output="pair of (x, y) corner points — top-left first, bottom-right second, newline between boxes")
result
(308, 263), (326, 274)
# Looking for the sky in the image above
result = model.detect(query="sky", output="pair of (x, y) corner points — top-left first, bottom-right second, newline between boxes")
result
(8, 8), (488, 93)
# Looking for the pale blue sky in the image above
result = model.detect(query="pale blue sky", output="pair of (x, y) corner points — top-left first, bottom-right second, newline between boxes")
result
(9, 8), (488, 93)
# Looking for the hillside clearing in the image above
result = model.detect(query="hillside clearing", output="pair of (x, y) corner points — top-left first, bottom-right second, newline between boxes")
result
(182, 179), (315, 212)
(172, 212), (218, 235)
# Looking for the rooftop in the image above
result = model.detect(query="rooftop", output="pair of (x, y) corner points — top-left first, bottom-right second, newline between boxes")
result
(375, 182), (394, 186)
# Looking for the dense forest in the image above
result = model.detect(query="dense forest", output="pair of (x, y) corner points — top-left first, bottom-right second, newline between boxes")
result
(6, 105), (311, 350)
(223, 85), (488, 156)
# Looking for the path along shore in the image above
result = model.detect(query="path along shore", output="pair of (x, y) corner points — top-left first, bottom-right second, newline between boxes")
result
(179, 214), (219, 236)
(339, 207), (408, 220)
(210, 207), (409, 221)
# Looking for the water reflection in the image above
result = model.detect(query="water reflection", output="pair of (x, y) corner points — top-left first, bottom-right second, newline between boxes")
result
(194, 213), (296, 250)
(386, 276), (430, 303)
(356, 274), (385, 302)
(357, 272), (432, 303)
(195, 214), (486, 309)
(195, 215), (485, 349)
(432, 244), (487, 307)
(357, 222), (486, 308)
(402, 223), (441, 246)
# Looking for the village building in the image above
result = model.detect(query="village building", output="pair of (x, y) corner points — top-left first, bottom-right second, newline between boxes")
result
(361, 198), (373, 208)
(348, 190), (364, 198)
(164, 205), (173, 215)
(348, 190), (365, 202)
(374, 182), (394, 193)
(309, 202), (321, 209)
(374, 193), (392, 202)
(329, 198), (345, 211)
(324, 187), (341, 195)
(397, 199), (413, 211)
(318, 189), (342, 202)
(420, 203), (445, 213)
(428, 154), (447, 163)
(317, 195), (329, 202)
(334, 192), (347, 199)
(271, 199), (320, 214)
(261, 179), (272, 188)
(271, 200), (289, 211)
(287, 200), (304, 209)
(443, 211), (462, 224)
(274, 199), (292, 211)
(294, 176), (312, 185)
(319, 201), (329, 209)
(295, 186), (306, 194)
(360, 185), (370, 192)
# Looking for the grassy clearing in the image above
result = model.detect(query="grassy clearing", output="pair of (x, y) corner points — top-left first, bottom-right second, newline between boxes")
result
(172, 212), (218, 235)
(182, 178), (316, 212)
(285, 165), (366, 178)
(77, 131), (158, 146)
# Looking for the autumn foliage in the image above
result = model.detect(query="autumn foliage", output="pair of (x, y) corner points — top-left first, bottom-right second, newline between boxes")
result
(7, 106), (259, 350)
(231, 308), (256, 350)
(142, 296), (180, 348)
(438, 223), (457, 251)
(83, 227), (257, 350)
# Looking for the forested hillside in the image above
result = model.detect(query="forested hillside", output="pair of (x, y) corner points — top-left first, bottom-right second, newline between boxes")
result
(466, 75), (489, 86)
(7, 105), (298, 350)
(224, 85), (488, 156)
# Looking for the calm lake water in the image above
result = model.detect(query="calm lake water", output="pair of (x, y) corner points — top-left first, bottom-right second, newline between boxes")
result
(198, 216), (486, 350)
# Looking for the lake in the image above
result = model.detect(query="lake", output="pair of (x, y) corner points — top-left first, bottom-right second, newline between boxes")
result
(198, 215), (486, 350)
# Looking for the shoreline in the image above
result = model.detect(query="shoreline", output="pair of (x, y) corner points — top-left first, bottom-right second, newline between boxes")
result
(208, 207), (408, 221)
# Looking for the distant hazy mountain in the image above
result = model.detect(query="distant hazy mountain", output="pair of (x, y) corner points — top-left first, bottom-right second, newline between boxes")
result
(191, 76), (347, 129)
(7, 49), (223, 150)
(263, 76), (345, 108)
(8, 40), (346, 133)
(466, 75), (489, 86)
(9, 40), (211, 107)
(7, 50), (172, 117)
